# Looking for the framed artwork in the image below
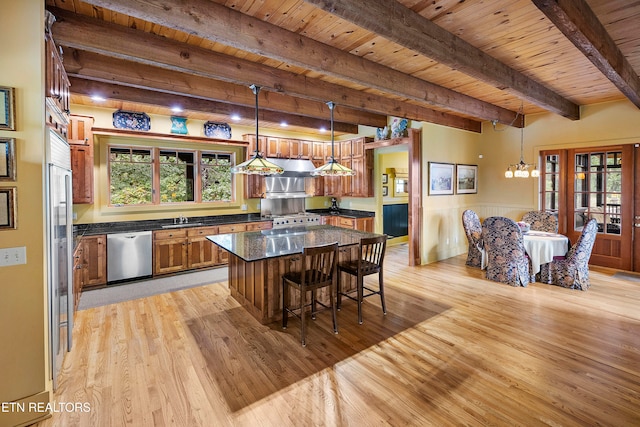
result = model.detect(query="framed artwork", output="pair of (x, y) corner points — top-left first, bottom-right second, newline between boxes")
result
(428, 162), (454, 195)
(382, 173), (388, 184)
(0, 138), (16, 181)
(0, 187), (16, 229)
(456, 164), (478, 194)
(382, 186), (388, 196)
(0, 86), (16, 131)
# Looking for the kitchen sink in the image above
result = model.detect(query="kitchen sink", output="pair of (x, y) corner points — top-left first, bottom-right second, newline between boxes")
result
(161, 222), (204, 229)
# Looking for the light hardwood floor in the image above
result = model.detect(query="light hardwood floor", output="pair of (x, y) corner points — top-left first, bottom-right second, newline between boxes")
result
(37, 245), (640, 426)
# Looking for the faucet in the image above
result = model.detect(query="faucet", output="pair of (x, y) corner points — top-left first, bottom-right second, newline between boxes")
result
(179, 214), (187, 224)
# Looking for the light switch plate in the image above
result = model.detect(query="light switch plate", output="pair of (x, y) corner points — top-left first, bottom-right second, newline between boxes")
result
(0, 246), (27, 267)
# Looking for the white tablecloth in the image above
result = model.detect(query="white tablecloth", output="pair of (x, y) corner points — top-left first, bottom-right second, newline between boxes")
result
(523, 231), (569, 275)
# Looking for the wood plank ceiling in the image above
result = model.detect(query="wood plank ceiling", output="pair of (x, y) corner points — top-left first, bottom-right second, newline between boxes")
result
(45, 0), (640, 135)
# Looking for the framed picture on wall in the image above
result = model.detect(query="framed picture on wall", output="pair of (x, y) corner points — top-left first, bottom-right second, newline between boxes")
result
(0, 187), (16, 229)
(382, 186), (388, 196)
(0, 86), (16, 131)
(456, 164), (478, 194)
(0, 138), (16, 181)
(428, 162), (454, 195)
(382, 173), (388, 184)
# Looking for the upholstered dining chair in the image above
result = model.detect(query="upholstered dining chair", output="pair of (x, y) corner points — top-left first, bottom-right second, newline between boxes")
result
(462, 209), (483, 268)
(544, 218), (598, 291)
(282, 242), (339, 347)
(481, 216), (531, 287)
(337, 235), (387, 325)
(522, 210), (559, 233)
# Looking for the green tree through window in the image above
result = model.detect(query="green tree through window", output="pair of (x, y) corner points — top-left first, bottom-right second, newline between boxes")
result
(109, 147), (153, 205)
(201, 152), (232, 202)
(109, 145), (235, 205)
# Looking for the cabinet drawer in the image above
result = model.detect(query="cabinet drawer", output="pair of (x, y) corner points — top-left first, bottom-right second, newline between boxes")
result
(339, 217), (356, 228)
(187, 226), (218, 237)
(218, 223), (247, 234)
(246, 221), (272, 231)
(154, 229), (187, 240)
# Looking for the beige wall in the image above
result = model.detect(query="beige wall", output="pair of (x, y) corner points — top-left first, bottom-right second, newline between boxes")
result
(0, 1), (51, 426)
(420, 99), (640, 264)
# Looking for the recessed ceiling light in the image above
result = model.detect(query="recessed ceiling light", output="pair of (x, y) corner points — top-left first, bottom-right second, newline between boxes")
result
(319, 127), (327, 133)
(280, 122), (288, 127)
(171, 106), (183, 113)
(231, 114), (241, 121)
(90, 95), (106, 102)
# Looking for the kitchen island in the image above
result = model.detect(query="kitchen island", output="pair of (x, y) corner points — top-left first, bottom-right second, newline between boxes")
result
(207, 225), (383, 324)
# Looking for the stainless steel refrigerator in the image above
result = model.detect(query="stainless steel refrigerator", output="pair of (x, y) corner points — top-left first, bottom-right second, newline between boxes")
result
(46, 128), (73, 390)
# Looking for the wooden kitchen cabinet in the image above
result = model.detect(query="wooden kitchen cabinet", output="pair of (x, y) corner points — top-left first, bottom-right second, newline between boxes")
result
(70, 144), (94, 204)
(45, 11), (70, 136)
(68, 115), (94, 145)
(153, 229), (189, 275)
(82, 235), (107, 286)
(187, 226), (219, 269)
(323, 215), (374, 232)
(244, 174), (265, 199)
(72, 244), (84, 312)
(246, 221), (273, 231)
(73, 234), (107, 309)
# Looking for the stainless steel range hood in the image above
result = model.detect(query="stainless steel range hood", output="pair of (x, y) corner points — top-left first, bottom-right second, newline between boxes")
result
(266, 158), (316, 177)
(264, 176), (308, 198)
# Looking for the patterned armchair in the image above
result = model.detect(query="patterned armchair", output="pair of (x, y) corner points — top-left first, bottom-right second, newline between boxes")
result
(545, 219), (598, 291)
(462, 210), (483, 268)
(522, 210), (559, 233)
(481, 216), (531, 287)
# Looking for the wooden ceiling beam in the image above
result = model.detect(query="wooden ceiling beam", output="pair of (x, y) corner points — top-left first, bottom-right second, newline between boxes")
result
(64, 49), (387, 128)
(50, 8), (481, 132)
(303, 0), (580, 121)
(68, 77), (360, 134)
(532, 0), (640, 109)
(74, 0), (516, 126)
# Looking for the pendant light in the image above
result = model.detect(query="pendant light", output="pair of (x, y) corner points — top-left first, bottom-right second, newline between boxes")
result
(495, 103), (539, 178)
(311, 101), (355, 177)
(231, 84), (284, 175)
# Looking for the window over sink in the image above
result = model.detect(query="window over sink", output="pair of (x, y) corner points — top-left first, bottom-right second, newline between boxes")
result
(109, 145), (235, 206)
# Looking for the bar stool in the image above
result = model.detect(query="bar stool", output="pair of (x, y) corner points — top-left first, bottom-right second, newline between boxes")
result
(282, 242), (339, 347)
(337, 235), (387, 324)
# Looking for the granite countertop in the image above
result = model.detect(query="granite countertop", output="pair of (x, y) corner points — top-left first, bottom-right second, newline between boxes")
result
(74, 213), (266, 238)
(308, 208), (374, 219)
(207, 224), (382, 262)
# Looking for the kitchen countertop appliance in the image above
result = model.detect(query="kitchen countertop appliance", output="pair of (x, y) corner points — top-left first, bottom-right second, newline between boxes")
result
(107, 231), (153, 283)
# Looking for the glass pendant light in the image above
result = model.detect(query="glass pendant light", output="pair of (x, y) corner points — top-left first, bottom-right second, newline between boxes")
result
(503, 104), (539, 179)
(311, 101), (355, 177)
(231, 84), (284, 175)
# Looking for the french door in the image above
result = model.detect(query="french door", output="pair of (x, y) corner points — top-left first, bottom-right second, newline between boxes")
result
(541, 145), (635, 271)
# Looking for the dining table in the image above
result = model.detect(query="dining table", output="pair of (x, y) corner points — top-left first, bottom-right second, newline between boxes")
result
(522, 230), (570, 275)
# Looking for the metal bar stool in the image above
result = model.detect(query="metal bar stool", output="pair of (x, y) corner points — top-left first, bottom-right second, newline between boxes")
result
(337, 235), (387, 324)
(282, 242), (339, 347)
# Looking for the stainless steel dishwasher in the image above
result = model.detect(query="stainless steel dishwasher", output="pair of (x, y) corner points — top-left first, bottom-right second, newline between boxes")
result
(107, 231), (153, 283)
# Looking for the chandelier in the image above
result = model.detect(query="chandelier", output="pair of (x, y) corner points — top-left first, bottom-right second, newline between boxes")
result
(231, 84), (284, 175)
(495, 104), (539, 178)
(311, 101), (355, 177)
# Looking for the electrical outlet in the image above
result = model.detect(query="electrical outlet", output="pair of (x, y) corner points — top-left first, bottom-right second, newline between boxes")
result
(241, 204), (248, 211)
(0, 247), (27, 267)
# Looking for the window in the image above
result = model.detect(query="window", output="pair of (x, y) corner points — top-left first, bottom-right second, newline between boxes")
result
(108, 145), (235, 206)
(574, 151), (621, 234)
(543, 153), (561, 214)
(109, 147), (153, 205)
(201, 152), (233, 202)
(159, 150), (195, 203)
